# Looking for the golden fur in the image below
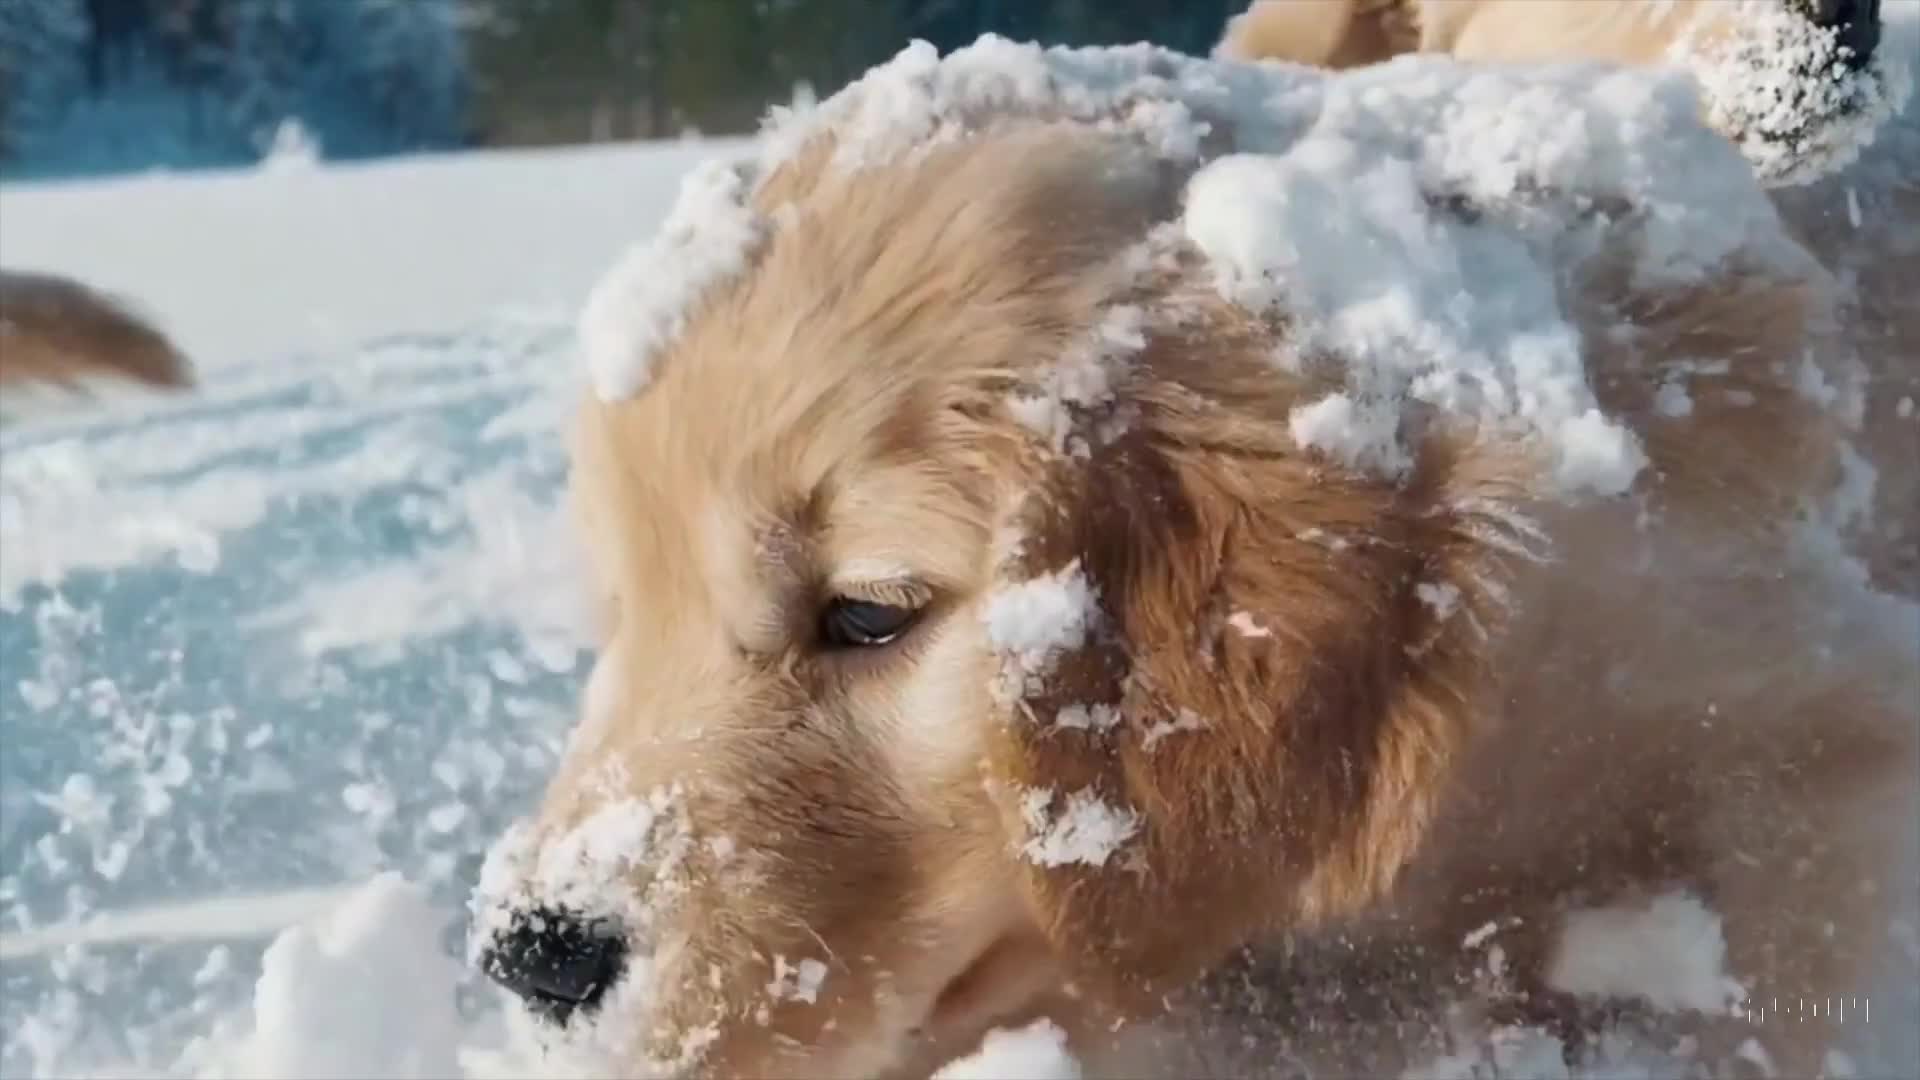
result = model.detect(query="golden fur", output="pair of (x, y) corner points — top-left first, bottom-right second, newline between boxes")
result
(0, 269), (192, 394)
(1218, 0), (1849, 70)
(495, 87), (1920, 1078)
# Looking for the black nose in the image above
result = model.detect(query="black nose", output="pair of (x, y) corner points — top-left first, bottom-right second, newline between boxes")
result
(1806, 0), (1881, 69)
(479, 906), (628, 1025)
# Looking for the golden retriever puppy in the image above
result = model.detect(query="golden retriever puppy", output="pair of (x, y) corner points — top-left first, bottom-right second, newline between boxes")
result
(471, 38), (1917, 1080)
(1217, 0), (1920, 598)
(0, 269), (192, 393)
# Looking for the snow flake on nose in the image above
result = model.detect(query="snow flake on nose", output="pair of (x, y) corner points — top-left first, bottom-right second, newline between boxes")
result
(466, 783), (695, 966)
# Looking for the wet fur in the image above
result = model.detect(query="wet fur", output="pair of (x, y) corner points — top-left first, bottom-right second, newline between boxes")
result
(532, 90), (1918, 1080)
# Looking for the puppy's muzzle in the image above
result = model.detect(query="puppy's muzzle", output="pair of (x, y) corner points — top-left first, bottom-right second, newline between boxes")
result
(479, 905), (629, 1025)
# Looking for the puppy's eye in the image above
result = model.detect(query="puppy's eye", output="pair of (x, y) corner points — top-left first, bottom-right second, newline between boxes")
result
(820, 597), (918, 648)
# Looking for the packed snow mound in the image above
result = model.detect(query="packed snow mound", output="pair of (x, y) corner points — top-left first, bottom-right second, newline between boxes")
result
(585, 35), (1799, 499)
(933, 1019), (1083, 1080)
(197, 874), (464, 1080)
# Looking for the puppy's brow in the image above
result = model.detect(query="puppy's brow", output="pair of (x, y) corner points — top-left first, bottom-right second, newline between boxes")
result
(832, 557), (917, 587)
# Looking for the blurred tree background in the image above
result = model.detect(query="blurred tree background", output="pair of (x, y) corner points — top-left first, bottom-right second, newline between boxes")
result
(0, 0), (1243, 180)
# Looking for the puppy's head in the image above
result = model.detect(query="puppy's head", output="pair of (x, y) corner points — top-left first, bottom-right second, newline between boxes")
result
(470, 124), (1533, 1078)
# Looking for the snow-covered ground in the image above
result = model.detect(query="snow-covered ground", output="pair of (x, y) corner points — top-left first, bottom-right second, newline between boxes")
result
(0, 136), (747, 379)
(3, 19), (1919, 1080)
(0, 137), (747, 1077)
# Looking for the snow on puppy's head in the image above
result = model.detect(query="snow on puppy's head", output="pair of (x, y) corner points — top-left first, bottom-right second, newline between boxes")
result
(580, 160), (770, 403)
(1175, 59), (1768, 500)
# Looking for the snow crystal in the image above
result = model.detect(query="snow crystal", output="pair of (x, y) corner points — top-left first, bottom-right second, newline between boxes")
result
(1285, 391), (1406, 478)
(983, 560), (1102, 701)
(1675, 0), (1912, 187)
(1415, 582), (1463, 622)
(193, 946), (233, 988)
(32, 774), (111, 833)
(933, 1018), (1083, 1080)
(1734, 1036), (1777, 1077)
(1296, 526), (1350, 552)
(1052, 702), (1121, 733)
(1140, 708), (1209, 750)
(765, 955), (830, 1005)
(425, 803), (468, 834)
(580, 159), (769, 402)
(1419, 1023), (1575, 1080)
(1461, 919), (1505, 951)
(1018, 786), (1140, 868)
(1009, 303), (1150, 457)
(1653, 379), (1695, 418)
(1547, 890), (1746, 1014)
(1226, 611), (1272, 638)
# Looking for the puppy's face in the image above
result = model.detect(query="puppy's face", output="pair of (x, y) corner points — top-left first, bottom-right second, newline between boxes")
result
(472, 130), (1186, 1078)
(499, 394), (1036, 1078)
(474, 118), (1538, 1080)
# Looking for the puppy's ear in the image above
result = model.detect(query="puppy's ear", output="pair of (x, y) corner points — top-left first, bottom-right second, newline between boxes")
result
(980, 346), (1540, 1009)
